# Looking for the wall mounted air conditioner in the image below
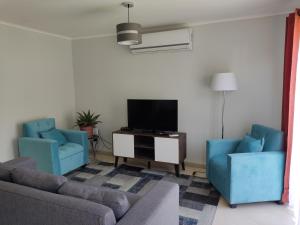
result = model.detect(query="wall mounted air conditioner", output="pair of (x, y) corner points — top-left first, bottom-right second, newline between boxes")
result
(129, 28), (192, 54)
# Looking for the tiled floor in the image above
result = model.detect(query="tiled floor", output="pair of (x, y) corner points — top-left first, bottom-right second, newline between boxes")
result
(213, 198), (295, 225)
(93, 152), (295, 225)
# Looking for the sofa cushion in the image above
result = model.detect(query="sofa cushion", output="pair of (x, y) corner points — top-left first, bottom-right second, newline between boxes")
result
(11, 167), (67, 193)
(58, 181), (131, 220)
(59, 143), (84, 159)
(40, 128), (67, 146)
(0, 164), (12, 182)
(235, 135), (264, 153)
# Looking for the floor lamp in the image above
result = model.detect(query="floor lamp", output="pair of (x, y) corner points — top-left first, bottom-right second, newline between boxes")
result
(193, 72), (238, 177)
(211, 73), (238, 139)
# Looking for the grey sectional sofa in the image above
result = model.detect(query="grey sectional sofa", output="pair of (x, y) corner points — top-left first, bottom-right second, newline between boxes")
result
(0, 158), (179, 225)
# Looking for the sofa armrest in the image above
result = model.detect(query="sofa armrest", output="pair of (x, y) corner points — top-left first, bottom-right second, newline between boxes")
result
(58, 129), (89, 164)
(18, 138), (61, 175)
(206, 139), (240, 178)
(227, 151), (285, 204)
(3, 157), (36, 170)
(117, 181), (179, 225)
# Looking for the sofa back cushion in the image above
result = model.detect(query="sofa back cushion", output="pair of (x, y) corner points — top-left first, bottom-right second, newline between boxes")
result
(251, 124), (284, 152)
(11, 167), (67, 193)
(23, 118), (56, 138)
(58, 181), (130, 220)
(0, 164), (12, 182)
(0, 180), (116, 225)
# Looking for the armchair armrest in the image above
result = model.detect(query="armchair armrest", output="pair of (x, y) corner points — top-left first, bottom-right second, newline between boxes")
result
(227, 151), (285, 204)
(3, 157), (36, 170)
(58, 129), (89, 164)
(18, 137), (60, 175)
(206, 139), (240, 177)
(116, 181), (179, 225)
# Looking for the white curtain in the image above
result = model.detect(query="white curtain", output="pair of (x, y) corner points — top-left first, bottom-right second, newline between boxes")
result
(289, 39), (300, 225)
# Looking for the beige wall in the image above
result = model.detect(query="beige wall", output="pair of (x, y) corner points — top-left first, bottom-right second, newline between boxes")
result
(72, 15), (285, 165)
(0, 25), (75, 161)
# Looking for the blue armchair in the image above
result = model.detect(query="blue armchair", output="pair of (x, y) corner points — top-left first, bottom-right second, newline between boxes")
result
(18, 118), (89, 175)
(206, 124), (285, 207)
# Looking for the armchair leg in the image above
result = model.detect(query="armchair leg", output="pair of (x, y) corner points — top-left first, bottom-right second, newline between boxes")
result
(229, 204), (237, 208)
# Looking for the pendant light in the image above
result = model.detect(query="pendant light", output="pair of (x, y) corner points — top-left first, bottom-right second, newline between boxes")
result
(116, 2), (142, 45)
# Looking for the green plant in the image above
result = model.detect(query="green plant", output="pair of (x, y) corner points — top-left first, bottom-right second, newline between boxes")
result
(75, 110), (102, 127)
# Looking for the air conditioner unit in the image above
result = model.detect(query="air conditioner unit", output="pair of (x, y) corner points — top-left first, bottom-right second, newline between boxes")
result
(129, 28), (192, 54)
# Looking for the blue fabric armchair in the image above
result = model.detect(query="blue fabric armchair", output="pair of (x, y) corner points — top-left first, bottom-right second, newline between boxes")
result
(19, 118), (89, 175)
(206, 124), (285, 207)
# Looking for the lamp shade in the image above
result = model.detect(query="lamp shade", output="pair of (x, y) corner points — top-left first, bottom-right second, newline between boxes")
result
(116, 22), (142, 45)
(211, 73), (238, 91)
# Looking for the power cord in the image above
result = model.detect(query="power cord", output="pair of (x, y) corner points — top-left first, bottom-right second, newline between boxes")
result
(96, 127), (112, 150)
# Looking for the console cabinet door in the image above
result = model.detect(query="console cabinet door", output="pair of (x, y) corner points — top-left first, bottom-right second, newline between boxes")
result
(155, 137), (179, 164)
(113, 134), (134, 158)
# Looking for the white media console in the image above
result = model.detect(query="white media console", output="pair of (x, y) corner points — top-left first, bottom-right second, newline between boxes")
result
(112, 130), (186, 176)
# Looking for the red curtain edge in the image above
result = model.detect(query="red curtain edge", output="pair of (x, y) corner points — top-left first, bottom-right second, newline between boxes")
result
(281, 9), (300, 203)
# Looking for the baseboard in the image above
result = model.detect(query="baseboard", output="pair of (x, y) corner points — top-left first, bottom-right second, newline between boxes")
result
(185, 161), (205, 169)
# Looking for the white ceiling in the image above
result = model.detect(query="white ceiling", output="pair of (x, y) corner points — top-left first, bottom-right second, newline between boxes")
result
(0, 0), (298, 39)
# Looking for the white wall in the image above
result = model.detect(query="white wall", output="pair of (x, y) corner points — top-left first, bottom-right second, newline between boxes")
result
(0, 25), (75, 161)
(72, 15), (285, 165)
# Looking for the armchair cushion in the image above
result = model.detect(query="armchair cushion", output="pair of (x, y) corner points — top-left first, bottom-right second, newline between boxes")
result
(251, 124), (283, 151)
(40, 129), (67, 146)
(58, 143), (84, 159)
(23, 118), (55, 138)
(11, 167), (67, 193)
(235, 135), (264, 153)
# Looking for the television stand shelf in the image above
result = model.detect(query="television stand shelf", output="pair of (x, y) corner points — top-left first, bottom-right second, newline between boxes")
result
(112, 130), (186, 177)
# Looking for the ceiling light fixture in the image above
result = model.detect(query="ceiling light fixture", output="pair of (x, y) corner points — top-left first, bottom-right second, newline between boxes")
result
(116, 2), (142, 45)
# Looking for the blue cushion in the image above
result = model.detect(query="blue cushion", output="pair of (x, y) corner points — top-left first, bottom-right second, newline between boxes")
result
(235, 135), (264, 153)
(40, 129), (67, 146)
(59, 143), (84, 159)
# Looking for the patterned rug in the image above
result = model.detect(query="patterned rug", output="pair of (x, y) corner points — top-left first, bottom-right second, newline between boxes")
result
(67, 162), (220, 225)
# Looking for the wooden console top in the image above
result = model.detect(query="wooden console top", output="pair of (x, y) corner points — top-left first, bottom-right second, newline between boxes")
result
(113, 130), (186, 138)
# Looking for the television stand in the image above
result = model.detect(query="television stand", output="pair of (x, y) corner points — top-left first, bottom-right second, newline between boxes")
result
(112, 130), (186, 177)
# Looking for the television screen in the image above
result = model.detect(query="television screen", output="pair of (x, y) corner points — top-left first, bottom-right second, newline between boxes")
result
(127, 99), (178, 132)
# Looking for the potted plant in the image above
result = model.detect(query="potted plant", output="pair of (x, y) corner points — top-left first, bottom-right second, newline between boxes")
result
(75, 110), (101, 137)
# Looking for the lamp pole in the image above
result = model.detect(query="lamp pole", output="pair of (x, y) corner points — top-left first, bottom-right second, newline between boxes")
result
(221, 91), (226, 139)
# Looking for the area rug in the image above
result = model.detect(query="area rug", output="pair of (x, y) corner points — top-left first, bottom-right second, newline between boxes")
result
(67, 162), (220, 225)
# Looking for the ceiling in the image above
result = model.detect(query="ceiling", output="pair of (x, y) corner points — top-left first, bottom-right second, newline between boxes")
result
(0, 0), (298, 39)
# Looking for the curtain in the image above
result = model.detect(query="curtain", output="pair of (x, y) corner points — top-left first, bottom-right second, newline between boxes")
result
(281, 9), (300, 203)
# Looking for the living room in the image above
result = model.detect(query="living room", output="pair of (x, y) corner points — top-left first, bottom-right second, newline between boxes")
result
(0, 1), (299, 225)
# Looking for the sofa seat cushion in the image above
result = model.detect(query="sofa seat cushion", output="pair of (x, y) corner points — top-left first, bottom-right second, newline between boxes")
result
(58, 181), (131, 220)
(11, 167), (67, 193)
(59, 143), (84, 160)
(209, 155), (228, 196)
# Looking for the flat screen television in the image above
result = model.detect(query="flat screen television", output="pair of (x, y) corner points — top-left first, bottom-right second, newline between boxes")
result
(127, 99), (178, 132)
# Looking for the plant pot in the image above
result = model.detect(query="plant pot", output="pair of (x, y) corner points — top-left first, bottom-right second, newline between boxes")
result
(80, 126), (94, 138)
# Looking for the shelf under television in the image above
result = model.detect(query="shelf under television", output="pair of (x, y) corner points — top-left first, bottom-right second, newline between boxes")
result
(134, 144), (154, 150)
